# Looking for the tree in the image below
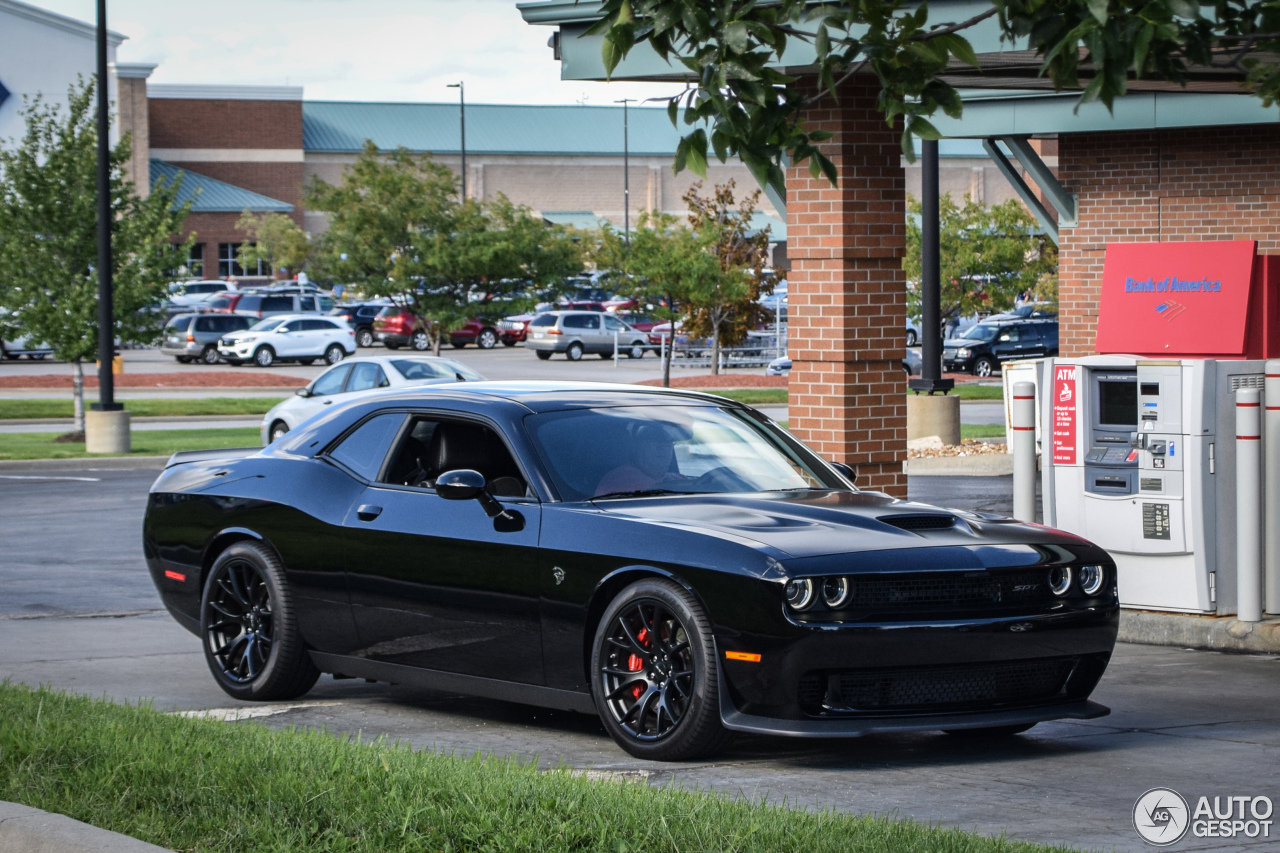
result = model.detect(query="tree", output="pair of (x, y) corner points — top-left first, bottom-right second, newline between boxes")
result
(681, 181), (776, 375)
(403, 194), (584, 354)
(593, 211), (722, 387)
(903, 195), (1057, 326)
(0, 80), (191, 434)
(236, 211), (309, 279)
(593, 1), (1280, 194)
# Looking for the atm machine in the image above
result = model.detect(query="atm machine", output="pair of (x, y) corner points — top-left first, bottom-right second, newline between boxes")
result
(1041, 356), (1263, 613)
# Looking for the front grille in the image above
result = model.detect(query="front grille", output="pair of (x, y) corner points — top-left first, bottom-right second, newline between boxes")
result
(880, 514), (956, 531)
(844, 569), (1049, 613)
(799, 658), (1079, 715)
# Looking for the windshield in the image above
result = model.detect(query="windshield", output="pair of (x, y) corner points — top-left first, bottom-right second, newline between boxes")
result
(525, 405), (841, 501)
(248, 317), (287, 332)
(958, 324), (999, 342)
(391, 358), (485, 382)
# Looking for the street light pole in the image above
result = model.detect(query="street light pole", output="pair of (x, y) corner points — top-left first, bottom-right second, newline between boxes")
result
(615, 98), (634, 245)
(908, 138), (953, 396)
(447, 82), (466, 199)
(93, 0), (119, 412)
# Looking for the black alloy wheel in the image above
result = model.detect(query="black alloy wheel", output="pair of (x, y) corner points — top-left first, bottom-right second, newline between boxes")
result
(269, 421), (290, 443)
(566, 342), (584, 361)
(254, 346), (275, 368)
(356, 327), (374, 348)
(324, 344), (345, 365)
(200, 541), (319, 701)
(973, 356), (997, 378)
(591, 578), (731, 760)
(410, 330), (431, 351)
(201, 345), (220, 365)
(477, 328), (498, 349)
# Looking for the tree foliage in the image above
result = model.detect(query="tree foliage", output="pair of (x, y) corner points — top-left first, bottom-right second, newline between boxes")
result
(592, 1), (1280, 195)
(236, 211), (310, 278)
(306, 141), (583, 351)
(903, 195), (1057, 322)
(0, 80), (191, 428)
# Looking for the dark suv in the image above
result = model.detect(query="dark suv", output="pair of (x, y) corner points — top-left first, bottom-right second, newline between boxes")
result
(942, 318), (1059, 377)
(329, 303), (388, 348)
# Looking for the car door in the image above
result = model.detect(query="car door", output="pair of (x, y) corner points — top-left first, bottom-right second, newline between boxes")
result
(602, 313), (631, 351)
(274, 319), (308, 356)
(304, 363), (352, 421)
(990, 325), (1022, 362)
(1018, 324), (1046, 358)
(577, 313), (604, 352)
(339, 413), (544, 683)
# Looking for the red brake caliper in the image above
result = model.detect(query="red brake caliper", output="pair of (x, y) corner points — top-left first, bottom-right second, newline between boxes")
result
(627, 627), (650, 699)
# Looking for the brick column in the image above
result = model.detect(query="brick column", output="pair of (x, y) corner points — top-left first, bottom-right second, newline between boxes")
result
(786, 77), (907, 497)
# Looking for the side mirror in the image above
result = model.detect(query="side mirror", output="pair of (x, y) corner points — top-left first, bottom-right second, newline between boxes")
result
(830, 462), (856, 484)
(295, 387), (312, 398)
(437, 469), (524, 529)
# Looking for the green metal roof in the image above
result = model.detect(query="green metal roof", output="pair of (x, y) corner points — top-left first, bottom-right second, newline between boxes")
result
(541, 211), (610, 230)
(151, 160), (293, 213)
(304, 100), (689, 156)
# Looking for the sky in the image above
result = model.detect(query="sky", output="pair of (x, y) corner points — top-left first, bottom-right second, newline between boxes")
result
(34, 0), (687, 106)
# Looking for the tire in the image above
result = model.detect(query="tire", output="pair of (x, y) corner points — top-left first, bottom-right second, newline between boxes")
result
(253, 346), (275, 368)
(943, 723), (1037, 737)
(324, 344), (345, 365)
(477, 329), (498, 350)
(269, 420), (290, 443)
(201, 345), (220, 365)
(591, 578), (731, 761)
(906, 329), (918, 347)
(200, 541), (320, 701)
(175, 356), (192, 364)
(535, 350), (552, 360)
(356, 328), (374, 348)
(410, 330), (431, 351)
(972, 356), (997, 378)
(566, 342), (584, 362)
(627, 341), (645, 359)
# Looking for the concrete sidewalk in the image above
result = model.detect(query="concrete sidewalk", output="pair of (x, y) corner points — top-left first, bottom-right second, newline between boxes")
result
(0, 801), (171, 852)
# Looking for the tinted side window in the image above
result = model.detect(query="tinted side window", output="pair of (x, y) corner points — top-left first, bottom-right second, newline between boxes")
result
(603, 316), (626, 331)
(283, 319), (307, 332)
(299, 296), (317, 311)
(237, 295), (262, 312)
(347, 362), (388, 392)
(228, 316), (252, 331)
(194, 317), (215, 332)
(529, 314), (557, 327)
(165, 316), (192, 332)
(328, 413), (405, 480)
(262, 296), (293, 312)
(1018, 325), (1041, 341)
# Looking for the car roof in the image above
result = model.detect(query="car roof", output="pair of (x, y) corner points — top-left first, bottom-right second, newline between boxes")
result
(253, 313), (341, 322)
(341, 380), (744, 414)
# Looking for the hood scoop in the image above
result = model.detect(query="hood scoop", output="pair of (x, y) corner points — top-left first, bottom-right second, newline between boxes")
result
(879, 513), (957, 532)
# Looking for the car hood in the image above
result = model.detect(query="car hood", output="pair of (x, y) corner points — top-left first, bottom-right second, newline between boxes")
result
(589, 489), (1078, 560)
(943, 337), (987, 348)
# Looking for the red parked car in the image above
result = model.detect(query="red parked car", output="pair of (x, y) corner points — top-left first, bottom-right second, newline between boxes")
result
(373, 308), (501, 350)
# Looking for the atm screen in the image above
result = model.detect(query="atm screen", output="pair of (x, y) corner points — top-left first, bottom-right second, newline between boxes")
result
(1098, 381), (1138, 426)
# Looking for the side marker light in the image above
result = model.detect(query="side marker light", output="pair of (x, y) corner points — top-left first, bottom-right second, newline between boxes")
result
(164, 570), (186, 582)
(724, 651), (762, 662)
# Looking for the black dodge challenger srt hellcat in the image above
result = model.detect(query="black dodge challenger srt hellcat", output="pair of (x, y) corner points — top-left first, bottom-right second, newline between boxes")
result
(144, 381), (1118, 760)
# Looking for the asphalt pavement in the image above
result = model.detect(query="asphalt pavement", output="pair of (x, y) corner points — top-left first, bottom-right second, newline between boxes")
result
(2, 462), (1276, 853)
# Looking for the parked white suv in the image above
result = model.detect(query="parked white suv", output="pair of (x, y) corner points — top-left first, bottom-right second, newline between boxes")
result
(218, 314), (356, 367)
(260, 354), (486, 444)
(165, 280), (234, 311)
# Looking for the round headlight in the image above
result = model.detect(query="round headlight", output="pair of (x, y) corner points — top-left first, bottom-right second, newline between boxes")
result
(821, 576), (850, 608)
(1078, 565), (1105, 596)
(784, 578), (816, 611)
(1048, 566), (1073, 597)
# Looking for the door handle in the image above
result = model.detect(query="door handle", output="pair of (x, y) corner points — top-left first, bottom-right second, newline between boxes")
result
(323, 400), (334, 405)
(356, 504), (382, 521)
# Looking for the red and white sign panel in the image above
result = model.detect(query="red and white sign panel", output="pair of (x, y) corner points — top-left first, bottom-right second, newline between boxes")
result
(1052, 365), (1078, 465)
(1096, 241), (1258, 357)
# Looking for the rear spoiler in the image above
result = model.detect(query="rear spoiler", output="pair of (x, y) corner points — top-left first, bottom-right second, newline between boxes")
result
(164, 447), (261, 469)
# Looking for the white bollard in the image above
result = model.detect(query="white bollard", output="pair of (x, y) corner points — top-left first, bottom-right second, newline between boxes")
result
(1266, 360), (1280, 615)
(614, 330), (620, 367)
(1237, 387), (1264, 623)
(1012, 380), (1037, 522)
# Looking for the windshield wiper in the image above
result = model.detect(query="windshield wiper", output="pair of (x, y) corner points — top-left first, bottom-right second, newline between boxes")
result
(591, 488), (690, 500)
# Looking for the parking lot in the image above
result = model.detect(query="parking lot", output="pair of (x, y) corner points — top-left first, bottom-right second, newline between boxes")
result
(1, 463), (1276, 853)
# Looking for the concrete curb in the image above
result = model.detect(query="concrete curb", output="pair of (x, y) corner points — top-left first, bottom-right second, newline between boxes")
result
(0, 414), (264, 426)
(0, 801), (172, 852)
(1119, 610), (1280, 654)
(907, 454), (1013, 476)
(0, 456), (168, 471)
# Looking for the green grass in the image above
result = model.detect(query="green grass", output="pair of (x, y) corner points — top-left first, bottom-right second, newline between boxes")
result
(0, 427), (260, 460)
(962, 424), (1007, 440)
(0, 683), (1076, 853)
(0, 397), (286, 420)
(689, 386), (1003, 406)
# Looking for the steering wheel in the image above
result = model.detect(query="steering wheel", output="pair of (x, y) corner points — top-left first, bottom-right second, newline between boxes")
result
(687, 466), (751, 492)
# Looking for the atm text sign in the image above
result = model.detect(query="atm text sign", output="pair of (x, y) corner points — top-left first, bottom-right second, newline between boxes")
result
(1096, 241), (1257, 356)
